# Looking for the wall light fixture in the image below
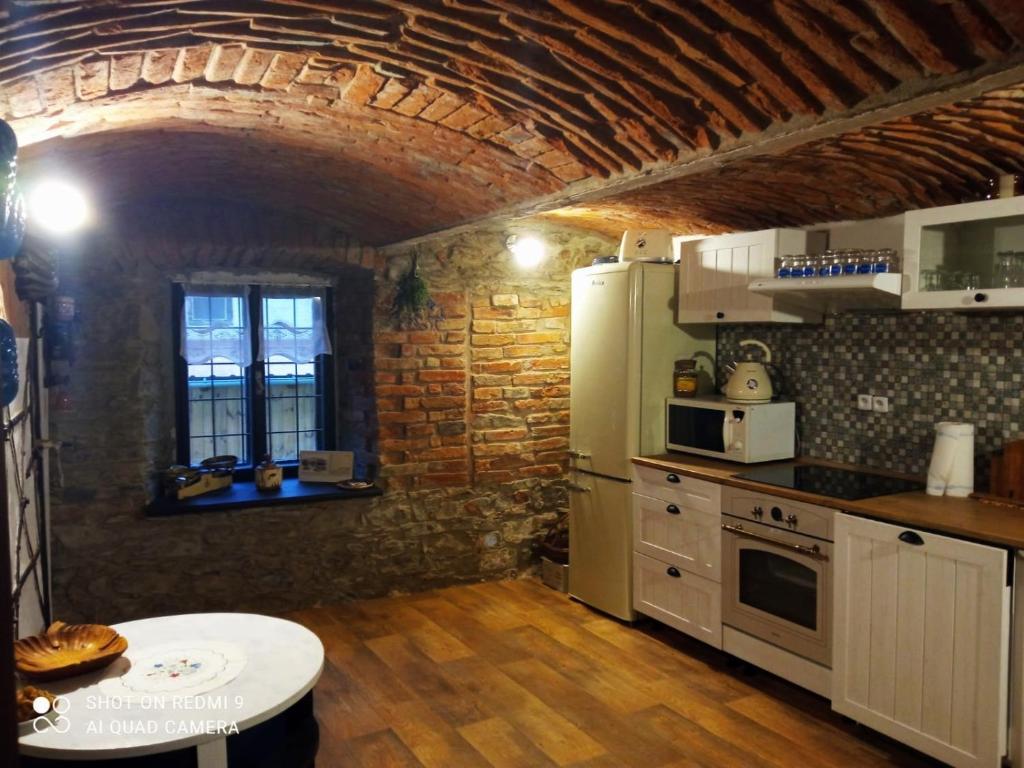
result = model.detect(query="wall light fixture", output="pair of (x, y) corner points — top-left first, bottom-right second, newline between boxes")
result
(27, 180), (90, 235)
(506, 234), (545, 268)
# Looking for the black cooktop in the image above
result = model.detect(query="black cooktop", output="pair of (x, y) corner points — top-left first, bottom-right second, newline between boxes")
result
(733, 464), (925, 501)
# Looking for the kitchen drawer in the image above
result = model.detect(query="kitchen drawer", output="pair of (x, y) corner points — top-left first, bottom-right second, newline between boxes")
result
(634, 552), (722, 649)
(632, 492), (720, 581)
(632, 464), (720, 513)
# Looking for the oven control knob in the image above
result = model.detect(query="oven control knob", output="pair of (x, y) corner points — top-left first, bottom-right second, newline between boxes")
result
(751, 506), (764, 519)
(786, 513), (798, 528)
(770, 506), (783, 521)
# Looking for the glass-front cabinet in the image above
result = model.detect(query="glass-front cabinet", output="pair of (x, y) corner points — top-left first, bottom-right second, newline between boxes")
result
(903, 196), (1024, 310)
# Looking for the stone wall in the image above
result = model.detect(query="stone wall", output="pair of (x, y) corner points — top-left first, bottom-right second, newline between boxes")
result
(48, 202), (615, 622)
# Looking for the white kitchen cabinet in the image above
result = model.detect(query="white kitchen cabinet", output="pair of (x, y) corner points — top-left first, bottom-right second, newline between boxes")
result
(833, 513), (1010, 768)
(634, 552), (722, 649)
(678, 228), (822, 323)
(631, 465), (723, 648)
(633, 491), (721, 582)
(902, 196), (1024, 310)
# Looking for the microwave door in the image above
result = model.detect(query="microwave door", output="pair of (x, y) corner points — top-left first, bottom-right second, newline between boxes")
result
(669, 405), (726, 454)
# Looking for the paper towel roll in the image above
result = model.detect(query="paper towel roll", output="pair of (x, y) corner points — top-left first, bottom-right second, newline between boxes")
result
(926, 422), (975, 497)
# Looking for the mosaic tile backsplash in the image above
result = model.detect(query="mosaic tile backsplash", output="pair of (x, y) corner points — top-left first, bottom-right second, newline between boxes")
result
(716, 312), (1024, 487)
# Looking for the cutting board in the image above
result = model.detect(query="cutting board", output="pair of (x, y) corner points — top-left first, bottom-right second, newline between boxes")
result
(990, 440), (1024, 501)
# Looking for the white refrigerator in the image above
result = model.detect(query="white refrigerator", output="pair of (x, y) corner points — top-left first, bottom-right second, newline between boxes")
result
(568, 261), (714, 620)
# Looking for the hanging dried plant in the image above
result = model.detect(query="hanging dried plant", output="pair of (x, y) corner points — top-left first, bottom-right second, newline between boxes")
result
(390, 254), (435, 328)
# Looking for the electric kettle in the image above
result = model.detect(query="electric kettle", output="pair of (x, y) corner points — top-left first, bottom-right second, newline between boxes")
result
(723, 339), (774, 403)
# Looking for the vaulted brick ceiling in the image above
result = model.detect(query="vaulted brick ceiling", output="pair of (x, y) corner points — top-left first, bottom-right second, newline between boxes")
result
(2, 1), (1024, 244)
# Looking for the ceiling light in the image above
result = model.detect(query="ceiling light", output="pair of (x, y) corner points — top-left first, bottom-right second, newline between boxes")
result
(27, 180), (90, 235)
(507, 235), (545, 268)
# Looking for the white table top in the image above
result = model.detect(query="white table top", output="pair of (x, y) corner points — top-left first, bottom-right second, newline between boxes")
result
(19, 613), (324, 760)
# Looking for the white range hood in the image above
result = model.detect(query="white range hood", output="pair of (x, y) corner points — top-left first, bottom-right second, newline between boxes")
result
(748, 272), (906, 312)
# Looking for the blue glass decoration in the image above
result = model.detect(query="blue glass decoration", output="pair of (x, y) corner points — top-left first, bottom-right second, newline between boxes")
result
(0, 120), (15, 164)
(0, 119), (24, 261)
(0, 318), (18, 407)
(0, 179), (26, 261)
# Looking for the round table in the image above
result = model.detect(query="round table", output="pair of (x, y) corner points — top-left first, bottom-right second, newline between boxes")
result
(18, 613), (324, 767)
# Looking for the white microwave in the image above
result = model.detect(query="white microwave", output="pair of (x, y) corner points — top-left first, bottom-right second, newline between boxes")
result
(666, 397), (796, 463)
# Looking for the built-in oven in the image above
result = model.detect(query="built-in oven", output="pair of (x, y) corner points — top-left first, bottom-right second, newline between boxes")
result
(721, 488), (835, 667)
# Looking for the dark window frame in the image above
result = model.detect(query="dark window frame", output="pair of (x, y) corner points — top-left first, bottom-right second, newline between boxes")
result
(172, 283), (336, 479)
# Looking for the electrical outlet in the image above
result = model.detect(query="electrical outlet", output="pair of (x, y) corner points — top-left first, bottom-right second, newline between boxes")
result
(857, 394), (873, 411)
(872, 395), (890, 413)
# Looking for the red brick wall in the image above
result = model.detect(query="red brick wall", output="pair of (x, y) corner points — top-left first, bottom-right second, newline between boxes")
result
(374, 288), (575, 491)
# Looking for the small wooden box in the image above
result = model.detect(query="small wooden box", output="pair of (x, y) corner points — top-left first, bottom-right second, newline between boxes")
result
(541, 557), (569, 593)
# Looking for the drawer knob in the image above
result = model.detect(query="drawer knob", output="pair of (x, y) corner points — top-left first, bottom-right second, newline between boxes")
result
(898, 530), (924, 546)
(666, 504), (680, 515)
(666, 473), (680, 484)
(666, 566), (681, 578)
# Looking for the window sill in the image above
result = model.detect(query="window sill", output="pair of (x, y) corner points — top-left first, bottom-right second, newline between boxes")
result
(145, 478), (381, 517)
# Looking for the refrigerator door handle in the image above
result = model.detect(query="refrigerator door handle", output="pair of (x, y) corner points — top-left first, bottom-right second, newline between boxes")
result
(569, 449), (591, 459)
(567, 482), (591, 493)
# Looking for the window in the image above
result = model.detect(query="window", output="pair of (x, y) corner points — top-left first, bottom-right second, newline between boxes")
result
(174, 282), (334, 469)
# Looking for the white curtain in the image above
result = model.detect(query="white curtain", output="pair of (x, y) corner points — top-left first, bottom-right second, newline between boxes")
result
(179, 284), (253, 368)
(257, 285), (332, 363)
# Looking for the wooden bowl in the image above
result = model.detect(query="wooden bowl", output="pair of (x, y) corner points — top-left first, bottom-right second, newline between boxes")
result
(15, 621), (128, 681)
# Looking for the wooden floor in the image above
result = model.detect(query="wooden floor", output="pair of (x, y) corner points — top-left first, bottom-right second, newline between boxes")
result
(286, 579), (938, 767)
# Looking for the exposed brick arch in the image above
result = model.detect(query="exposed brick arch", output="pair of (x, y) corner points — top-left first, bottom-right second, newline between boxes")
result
(16, 89), (566, 243)
(4, 2), (1024, 242)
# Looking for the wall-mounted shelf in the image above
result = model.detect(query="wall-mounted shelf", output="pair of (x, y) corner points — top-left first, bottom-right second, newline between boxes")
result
(748, 272), (905, 312)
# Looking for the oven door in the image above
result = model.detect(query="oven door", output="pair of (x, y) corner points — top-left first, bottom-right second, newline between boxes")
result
(721, 516), (832, 667)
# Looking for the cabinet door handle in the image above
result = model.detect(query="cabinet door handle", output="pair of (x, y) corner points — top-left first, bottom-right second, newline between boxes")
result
(666, 473), (680, 484)
(898, 530), (924, 546)
(666, 504), (680, 515)
(666, 566), (681, 578)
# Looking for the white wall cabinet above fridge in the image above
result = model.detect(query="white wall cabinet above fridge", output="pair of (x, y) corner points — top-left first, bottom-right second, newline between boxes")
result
(678, 228), (822, 324)
(902, 196), (1024, 310)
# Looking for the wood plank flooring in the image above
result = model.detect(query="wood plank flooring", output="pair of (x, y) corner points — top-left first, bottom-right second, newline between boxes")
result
(286, 579), (939, 767)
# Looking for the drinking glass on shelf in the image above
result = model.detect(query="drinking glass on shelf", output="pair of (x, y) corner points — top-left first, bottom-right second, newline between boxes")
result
(799, 255), (816, 278)
(943, 271), (979, 291)
(803, 254), (820, 278)
(994, 251), (1015, 288)
(872, 249), (898, 274)
(841, 249), (859, 276)
(856, 251), (873, 275)
(776, 255), (793, 278)
(1013, 252), (1024, 287)
(829, 253), (845, 277)
(920, 269), (944, 291)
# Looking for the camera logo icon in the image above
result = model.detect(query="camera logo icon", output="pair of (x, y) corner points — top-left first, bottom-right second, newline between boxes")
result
(32, 696), (71, 734)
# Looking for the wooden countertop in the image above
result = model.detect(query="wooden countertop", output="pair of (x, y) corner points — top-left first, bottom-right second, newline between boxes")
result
(634, 453), (1024, 549)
